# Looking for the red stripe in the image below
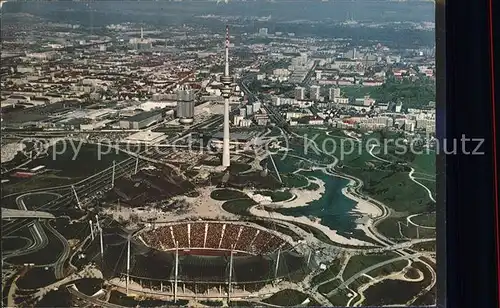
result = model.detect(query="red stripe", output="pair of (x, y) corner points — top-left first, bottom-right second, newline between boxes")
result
(488, 0), (500, 303)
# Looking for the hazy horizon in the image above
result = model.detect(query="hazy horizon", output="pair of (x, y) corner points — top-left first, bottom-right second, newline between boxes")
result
(2, 0), (434, 24)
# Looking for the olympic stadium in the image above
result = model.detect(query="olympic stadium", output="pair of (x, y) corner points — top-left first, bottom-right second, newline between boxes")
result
(74, 220), (315, 301)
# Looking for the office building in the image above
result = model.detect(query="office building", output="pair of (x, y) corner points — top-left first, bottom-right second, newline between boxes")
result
(395, 102), (403, 113)
(176, 85), (196, 102)
(176, 85), (196, 124)
(252, 101), (261, 113)
(310, 85), (320, 101)
(246, 104), (254, 116)
(254, 113), (270, 126)
(119, 111), (162, 129)
(176, 101), (195, 124)
(295, 87), (305, 100)
(329, 87), (341, 100)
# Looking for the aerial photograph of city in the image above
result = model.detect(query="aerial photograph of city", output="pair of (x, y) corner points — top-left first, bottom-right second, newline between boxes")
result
(1, 0), (437, 307)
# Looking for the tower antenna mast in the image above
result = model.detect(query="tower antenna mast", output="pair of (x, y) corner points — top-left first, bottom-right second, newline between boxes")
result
(225, 25), (230, 77)
(221, 25), (232, 167)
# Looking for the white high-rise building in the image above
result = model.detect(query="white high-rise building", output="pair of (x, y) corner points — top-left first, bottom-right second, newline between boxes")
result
(252, 101), (261, 113)
(329, 87), (341, 100)
(395, 102), (403, 113)
(246, 104), (254, 116)
(176, 101), (195, 124)
(310, 85), (320, 101)
(295, 87), (305, 100)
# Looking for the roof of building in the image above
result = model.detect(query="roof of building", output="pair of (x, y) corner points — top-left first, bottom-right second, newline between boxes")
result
(126, 131), (166, 143)
(125, 110), (162, 122)
(212, 131), (254, 142)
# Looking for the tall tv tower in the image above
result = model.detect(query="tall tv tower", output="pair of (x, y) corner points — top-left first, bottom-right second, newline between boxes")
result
(221, 25), (233, 167)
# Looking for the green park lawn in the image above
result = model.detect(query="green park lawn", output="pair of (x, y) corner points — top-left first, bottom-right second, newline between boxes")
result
(221, 198), (258, 216)
(342, 252), (399, 281)
(210, 189), (248, 201)
(311, 259), (343, 285)
(263, 289), (319, 306)
(410, 212), (436, 228)
(255, 190), (294, 202)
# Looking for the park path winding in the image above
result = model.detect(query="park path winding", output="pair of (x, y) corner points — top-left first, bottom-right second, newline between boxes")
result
(368, 145), (435, 203)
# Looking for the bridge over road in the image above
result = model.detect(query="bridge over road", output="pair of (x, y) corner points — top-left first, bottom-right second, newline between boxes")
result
(1, 208), (55, 220)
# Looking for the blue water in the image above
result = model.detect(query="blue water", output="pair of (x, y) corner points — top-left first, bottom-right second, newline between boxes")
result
(272, 153), (361, 238)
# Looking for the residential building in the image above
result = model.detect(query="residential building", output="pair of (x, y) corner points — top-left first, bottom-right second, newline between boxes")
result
(329, 87), (341, 100)
(310, 85), (320, 101)
(295, 87), (305, 100)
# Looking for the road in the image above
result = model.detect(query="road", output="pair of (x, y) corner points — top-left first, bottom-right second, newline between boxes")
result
(300, 60), (319, 86)
(3, 192), (71, 279)
(2, 221), (47, 261)
(327, 169), (437, 304)
(2, 194), (49, 260)
(67, 286), (124, 308)
(44, 220), (71, 279)
(346, 238), (435, 255)
(2, 236), (33, 254)
(1, 208), (55, 219)
(68, 218), (114, 272)
(240, 80), (288, 129)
